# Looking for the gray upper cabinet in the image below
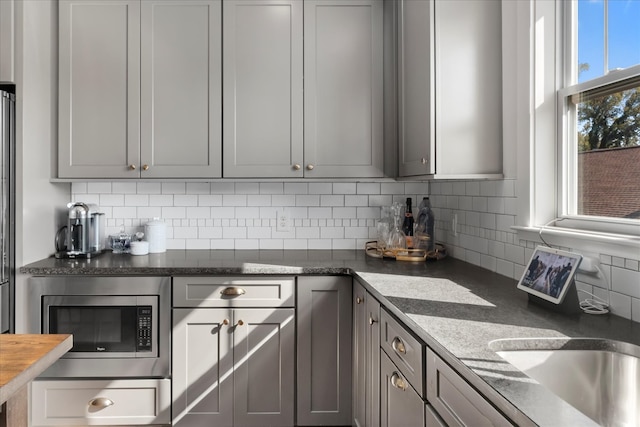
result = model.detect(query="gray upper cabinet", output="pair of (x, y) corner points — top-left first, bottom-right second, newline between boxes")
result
(398, 0), (503, 179)
(304, 0), (385, 178)
(397, 0), (434, 177)
(58, 0), (221, 179)
(222, 0), (303, 178)
(58, 0), (140, 178)
(140, 0), (221, 178)
(0, 0), (15, 82)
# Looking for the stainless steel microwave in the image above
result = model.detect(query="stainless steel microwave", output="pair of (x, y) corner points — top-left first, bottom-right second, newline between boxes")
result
(28, 276), (170, 379)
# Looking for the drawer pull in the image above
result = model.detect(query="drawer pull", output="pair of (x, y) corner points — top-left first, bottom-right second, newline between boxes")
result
(221, 287), (246, 297)
(89, 397), (114, 409)
(392, 337), (406, 355)
(390, 372), (407, 391)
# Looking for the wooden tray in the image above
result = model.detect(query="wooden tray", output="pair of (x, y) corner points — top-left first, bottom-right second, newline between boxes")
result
(364, 241), (447, 261)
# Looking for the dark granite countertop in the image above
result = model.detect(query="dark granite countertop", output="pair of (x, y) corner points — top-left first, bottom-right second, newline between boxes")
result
(21, 250), (640, 427)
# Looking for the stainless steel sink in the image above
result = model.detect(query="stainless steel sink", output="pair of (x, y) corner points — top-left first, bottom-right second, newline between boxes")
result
(489, 338), (640, 427)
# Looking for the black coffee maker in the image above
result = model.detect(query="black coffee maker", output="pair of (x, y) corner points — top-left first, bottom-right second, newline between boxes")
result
(55, 202), (104, 258)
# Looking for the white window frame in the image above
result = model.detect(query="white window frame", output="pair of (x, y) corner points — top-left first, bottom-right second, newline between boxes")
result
(513, 0), (640, 258)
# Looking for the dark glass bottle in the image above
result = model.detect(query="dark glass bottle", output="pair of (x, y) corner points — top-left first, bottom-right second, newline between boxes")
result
(402, 198), (414, 248)
(415, 197), (435, 252)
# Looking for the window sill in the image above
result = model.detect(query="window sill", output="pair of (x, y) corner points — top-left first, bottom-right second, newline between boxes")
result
(512, 225), (640, 260)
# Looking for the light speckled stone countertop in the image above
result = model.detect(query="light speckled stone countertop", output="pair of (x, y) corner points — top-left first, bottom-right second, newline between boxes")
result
(21, 250), (640, 427)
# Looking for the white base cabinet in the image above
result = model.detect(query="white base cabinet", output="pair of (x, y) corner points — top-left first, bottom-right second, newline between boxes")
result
(30, 379), (171, 426)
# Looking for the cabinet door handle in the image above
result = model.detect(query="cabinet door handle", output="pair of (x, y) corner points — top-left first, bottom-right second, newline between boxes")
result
(142, 164), (149, 171)
(293, 164), (301, 170)
(392, 337), (406, 355)
(369, 316), (377, 326)
(306, 164), (314, 170)
(390, 372), (407, 391)
(128, 164), (136, 170)
(88, 397), (114, 409)
(221, 287), (246, 297)
(356, 296), (363, 304)
(222, 319), (229, 326)
(237, 319), (244, 326)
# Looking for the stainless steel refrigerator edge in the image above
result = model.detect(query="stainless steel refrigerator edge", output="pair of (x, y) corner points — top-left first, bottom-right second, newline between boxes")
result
(0, 84), (15, 334)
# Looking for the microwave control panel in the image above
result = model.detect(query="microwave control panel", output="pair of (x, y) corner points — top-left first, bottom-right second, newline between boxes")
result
(137, 306), (152, 351)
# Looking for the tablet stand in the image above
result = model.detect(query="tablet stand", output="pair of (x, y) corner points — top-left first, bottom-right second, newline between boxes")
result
(527, 279), (581, 315)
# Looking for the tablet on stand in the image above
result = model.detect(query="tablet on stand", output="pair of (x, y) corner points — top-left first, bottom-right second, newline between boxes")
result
(517, 246), (583, 315)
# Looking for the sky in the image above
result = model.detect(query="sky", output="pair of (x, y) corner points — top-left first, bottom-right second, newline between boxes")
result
(578, 0), (640, 82)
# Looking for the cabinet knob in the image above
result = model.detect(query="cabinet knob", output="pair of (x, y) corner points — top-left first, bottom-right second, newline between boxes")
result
(128, 164), (136, 170)
(391, 337), (406, 355)
(222, 319), (229, 326)
(237, 319), (244, 326)
(306, 164), (314, 171)
(293, 164), (301, 171)
(390, 372), (407, 391)
(369, 316), (377, 326)
(221, 287), (246, 297)
(88, 397), (114, 409)
(356, 297), (363, 304)
(142, 164), (149, 171)
(421, 157), (427, 165)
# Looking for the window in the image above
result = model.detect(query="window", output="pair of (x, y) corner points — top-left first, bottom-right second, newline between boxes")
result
(560, 0), (640, 228)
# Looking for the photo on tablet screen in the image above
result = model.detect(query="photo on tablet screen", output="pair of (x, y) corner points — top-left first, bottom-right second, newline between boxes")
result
(517, 246), (582, 304)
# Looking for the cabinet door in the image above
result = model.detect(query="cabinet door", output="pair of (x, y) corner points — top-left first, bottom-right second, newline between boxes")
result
(304, 0), (384, 178)
(297, 276), (352, 426)
(222, 0), (303, 178)
(426, 348), (511, 427)
(353, 280), (381, 427)
(0, 0), (14, 82)
(233, 308), (295, 427)
(366, 287), (381, 427)
(172, 308), (233, 427)
(141, 0), (221, 178)
(434, 0), (502, 177)
(58, 0), (140, 178)
(352, 282), (367, 427)
(380, 351), (425, 427)
(397, 0), (434, 177)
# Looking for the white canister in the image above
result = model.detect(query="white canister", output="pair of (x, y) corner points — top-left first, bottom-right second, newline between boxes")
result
(145, 218), (167, 253)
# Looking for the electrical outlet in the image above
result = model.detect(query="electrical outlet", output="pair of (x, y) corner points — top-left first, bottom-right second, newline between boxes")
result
(277, 209), (290, 232)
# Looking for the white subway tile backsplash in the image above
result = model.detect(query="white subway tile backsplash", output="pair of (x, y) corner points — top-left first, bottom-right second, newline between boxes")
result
(235, 182), (259, 194)
(186, 182), (211, 194)
(162, 183), (186, 194)
(75, 177), (639, 322)
(285, 183), (308, 194)
(309, 182), (332, 194)
(259, 182), (283, 194)
(174, 195), (198, 207)
(356, 182), (380, 194)
(88, 182), (112, 193)
(321, 195), (344, 207)
(333, 182), (356, 194)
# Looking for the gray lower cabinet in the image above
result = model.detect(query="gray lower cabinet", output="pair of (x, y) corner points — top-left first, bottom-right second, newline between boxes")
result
(426, 348), (512, 427)
(297, 276), (353, 426)
(58, 0), (221, 178)
(172, 307), (295, 427)
(380, 351), (425, 427)
(353, 280), (381, 427)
